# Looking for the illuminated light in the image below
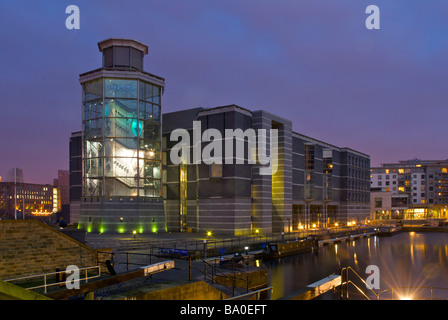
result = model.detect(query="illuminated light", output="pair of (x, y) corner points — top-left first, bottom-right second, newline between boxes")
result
(416, 164), (421, 168)
(312, 224), (316, 229)
(298, 224), (304, 230)
(207, 231), (212, 237)
(118, 226), (125, 233)
(334, 223), (339, 227)
(31, 210), (52, 216)
(132, 230), (137, 235)
(255, 229), (260, 234)
(400, 295), (412, 300)
(256, 260), (260, 268)
(99, 225), (105, 234)
(86, 225), (92, 233)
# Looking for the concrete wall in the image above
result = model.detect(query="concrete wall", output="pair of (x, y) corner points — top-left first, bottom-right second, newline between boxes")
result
(107, 281), (229, 300)
(0, 220), (103, 280)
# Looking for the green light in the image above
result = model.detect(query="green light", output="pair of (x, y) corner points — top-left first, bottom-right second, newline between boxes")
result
(86, 225), (92, 233)
(118, 226), (126, 233)
(151, 225), (158, 233)
(138, 226), (144, 234)
(99, 225), (105, 233)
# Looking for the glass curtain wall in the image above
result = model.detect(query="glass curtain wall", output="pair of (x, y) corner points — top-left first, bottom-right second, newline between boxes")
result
(82, 78), (161, 198)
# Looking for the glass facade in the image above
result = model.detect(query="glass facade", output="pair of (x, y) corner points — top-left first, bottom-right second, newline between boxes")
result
(82, 78), (162, 198)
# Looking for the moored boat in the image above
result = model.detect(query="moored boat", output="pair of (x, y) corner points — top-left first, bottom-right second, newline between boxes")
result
(262, 235), (319, 259)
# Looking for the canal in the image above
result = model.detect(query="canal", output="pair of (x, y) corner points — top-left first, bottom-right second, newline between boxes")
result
(263, 232), (448, 300)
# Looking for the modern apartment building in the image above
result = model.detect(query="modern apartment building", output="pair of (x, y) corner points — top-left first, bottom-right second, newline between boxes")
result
(163, 105), (370, 235)
(77, 39), (165, 234)
(370, 159), (448, 219)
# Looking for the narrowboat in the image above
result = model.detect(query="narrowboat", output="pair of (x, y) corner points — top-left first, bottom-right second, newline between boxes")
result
(262, 235), (319, 259)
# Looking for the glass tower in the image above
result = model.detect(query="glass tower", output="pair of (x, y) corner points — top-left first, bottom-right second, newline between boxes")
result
(78, 39), (165, 234)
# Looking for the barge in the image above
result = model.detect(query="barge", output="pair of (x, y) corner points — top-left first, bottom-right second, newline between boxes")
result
(262, 235), (319, 259)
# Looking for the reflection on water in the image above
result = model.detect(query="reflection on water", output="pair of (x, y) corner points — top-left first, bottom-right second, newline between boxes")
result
(263, 232), (448, 300)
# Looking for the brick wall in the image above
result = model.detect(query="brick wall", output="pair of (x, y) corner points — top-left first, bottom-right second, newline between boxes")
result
(0, 220), (106, 279)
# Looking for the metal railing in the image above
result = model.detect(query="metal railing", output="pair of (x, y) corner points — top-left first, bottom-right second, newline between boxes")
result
(96, 250), (259, 298)
(339, 267), (448, 300)
(377, 286), (448, 300)
(340, 266), (379, 300)
(4, 266), (101, 294)
(226, 286), (273, 300)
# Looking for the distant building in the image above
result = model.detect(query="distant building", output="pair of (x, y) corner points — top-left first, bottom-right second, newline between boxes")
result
(53, 170), (70, 222)
(0, 182), (59, 220)
(370, 159), (448, 219)
(5, 168), (24, 183)
(370, 191), (408, 220)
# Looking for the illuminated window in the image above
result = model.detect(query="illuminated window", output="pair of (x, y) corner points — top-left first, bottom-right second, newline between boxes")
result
(443, 168), (448, 173)
(398, 169), (404, 174)
(385, 169), (389, 174)
(210, 164), (222, 178)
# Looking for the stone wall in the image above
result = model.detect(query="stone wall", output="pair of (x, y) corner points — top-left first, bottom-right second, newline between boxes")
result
(0, 220), (107, 280)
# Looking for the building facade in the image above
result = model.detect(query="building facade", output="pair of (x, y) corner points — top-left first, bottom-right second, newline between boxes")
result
(0, 182), (60, 219)
(77, 39), (165, 234)
(163, 105), (370, 236)
(370, 159), (448, 219)
(69, 131), (82, 224)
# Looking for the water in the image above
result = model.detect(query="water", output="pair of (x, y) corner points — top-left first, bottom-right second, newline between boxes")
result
(263, 232), (448, 300)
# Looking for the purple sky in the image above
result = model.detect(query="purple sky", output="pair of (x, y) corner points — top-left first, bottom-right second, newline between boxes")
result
(1, 1), (448, 184)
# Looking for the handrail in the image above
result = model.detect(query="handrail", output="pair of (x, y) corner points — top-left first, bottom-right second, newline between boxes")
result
(340, 266), (379, 300)
(377, 286), (448, 300)
(4, 266), (101, 294)
(191, 257), (253, 297)
(342, 280), (371, 300)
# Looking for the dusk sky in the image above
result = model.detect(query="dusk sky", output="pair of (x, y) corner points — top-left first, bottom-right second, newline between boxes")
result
(1, 1), (448, 184)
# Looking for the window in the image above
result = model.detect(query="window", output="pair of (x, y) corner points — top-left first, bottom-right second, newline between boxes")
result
(210, 164), (222, 178)
(375, 198), (382, 208)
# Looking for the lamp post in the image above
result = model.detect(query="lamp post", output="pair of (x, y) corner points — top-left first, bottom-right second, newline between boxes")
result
(14, 169), (17, 220)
